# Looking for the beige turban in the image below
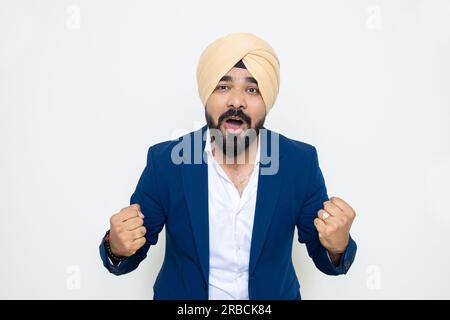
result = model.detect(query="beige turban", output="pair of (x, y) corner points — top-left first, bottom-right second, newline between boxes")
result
(196, 32), (280, 113)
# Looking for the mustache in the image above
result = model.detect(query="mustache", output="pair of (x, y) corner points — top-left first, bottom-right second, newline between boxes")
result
(217, 108), (252, 127)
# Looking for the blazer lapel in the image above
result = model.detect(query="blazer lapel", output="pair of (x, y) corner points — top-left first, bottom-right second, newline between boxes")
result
(181, 125), (209, 284)
(249, 129), (284, 276)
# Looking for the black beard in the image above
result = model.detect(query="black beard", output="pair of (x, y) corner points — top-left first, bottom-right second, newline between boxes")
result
(205, 107), (265, 157)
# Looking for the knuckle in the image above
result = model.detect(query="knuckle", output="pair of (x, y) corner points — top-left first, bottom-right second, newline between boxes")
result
(124, 243), (133, 253)
(110, 224), (120, 235)
(114, 224), (123, 233)
(109, 214), (117, 225)
(331, 196), (340, 202)
(123, 207), (133, 216)
(131, 242), (142, 252)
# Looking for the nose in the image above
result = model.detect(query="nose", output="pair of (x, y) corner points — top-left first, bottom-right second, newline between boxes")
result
(226, 88), (247, 110)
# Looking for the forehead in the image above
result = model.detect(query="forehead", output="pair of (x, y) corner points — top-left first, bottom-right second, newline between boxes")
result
(219, 67), (258, 84)
(224, 67), (253, 78)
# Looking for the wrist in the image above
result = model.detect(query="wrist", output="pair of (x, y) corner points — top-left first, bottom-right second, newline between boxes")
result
(328, 247), (346, 255)
(105, 231), (126, 264)
(327, 250), (343, 266)
(327, 235), (350, 255)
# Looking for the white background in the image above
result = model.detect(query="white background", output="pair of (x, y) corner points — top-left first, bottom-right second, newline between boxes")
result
(1, 0), (449, 299)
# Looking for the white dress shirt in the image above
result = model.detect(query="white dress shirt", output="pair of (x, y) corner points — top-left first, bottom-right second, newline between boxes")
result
(205, 128), (261, 300)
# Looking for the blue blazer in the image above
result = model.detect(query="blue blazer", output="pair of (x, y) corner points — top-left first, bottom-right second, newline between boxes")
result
(99, 125), (357, 299)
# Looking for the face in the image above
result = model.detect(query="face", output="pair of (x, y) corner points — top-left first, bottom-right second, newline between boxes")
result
(205, 67), (267, 157)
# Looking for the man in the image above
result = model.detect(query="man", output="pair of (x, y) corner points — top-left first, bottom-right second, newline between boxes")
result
(99, 32), (357, 300)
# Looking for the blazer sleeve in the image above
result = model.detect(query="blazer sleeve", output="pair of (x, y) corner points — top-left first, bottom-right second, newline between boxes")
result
(296, 146), (357, 275)
(99, 146), (166, 275)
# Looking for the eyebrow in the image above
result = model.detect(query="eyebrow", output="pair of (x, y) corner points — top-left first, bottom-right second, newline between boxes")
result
(218, 75), (258, 85)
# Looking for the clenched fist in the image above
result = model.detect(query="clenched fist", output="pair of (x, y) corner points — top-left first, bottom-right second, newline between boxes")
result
(314, 196), (356, 256)
(108, 204), (147, 257)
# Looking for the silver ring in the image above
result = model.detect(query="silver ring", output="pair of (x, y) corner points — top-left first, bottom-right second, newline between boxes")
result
(322, 211), (330, 220)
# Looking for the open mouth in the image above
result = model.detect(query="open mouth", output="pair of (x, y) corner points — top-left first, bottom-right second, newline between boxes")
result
(224, 117), (246, 132)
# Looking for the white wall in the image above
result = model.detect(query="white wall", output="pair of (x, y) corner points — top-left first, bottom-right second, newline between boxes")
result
(1, 0), (449, 299)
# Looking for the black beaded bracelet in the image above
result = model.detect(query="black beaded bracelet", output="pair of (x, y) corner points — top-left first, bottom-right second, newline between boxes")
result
(104, 231), (126, 264)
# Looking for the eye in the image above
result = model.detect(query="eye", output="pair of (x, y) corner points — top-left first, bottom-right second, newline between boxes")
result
(247, 87), (260, 94)
(216, 85), (230, 92)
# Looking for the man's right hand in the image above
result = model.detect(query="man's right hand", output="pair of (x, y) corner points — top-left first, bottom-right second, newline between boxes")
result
(108, 204), (147, 257)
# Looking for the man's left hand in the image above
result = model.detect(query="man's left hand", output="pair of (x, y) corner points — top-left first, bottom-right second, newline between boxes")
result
(314, 196), (356, 255)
